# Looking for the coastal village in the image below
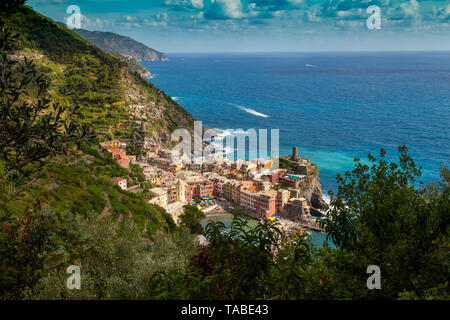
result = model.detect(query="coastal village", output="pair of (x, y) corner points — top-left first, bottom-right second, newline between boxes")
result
(101, 140), (325, 233)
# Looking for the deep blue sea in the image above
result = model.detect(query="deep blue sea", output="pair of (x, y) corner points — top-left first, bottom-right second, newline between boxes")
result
(144, 52), (450, 196)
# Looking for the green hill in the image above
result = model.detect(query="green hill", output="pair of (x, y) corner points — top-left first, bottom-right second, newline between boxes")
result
(3, 5), (194, 144)
(73, 28), (168, 78)
(0, 5), (195, 233)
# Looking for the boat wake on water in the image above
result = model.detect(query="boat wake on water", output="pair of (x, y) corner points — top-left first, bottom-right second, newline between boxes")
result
(232, 103), (270, 118)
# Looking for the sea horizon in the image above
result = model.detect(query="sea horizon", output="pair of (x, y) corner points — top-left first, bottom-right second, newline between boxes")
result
(162, 50), (450, 55)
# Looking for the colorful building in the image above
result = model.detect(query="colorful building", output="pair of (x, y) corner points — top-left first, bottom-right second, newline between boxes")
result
(255, 190), (277, 217)
(113, 177), (127, 190)
(276, 189), (290, 212)
(149, 187), (169, 207)
(238, 188), (277, 218)
(211, 176), (229, 197)
(269, 169), (288, 184)
(185, 175), (214, 199)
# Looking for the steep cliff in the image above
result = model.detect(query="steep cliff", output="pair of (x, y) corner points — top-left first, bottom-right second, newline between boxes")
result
(298, 176), (328, 216)
(280, 156), (328, 216)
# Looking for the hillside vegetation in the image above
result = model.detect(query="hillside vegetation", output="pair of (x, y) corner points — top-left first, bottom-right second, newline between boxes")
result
(0, 3), (196, 228)
(4, 5), (194, 144)
(0, 3), (448, 301)
(0, 3), (198, 299)
(74, 29), (168, 78)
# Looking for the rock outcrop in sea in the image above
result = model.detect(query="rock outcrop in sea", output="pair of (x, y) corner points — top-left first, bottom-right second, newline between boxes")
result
(279, 147), (329, 220)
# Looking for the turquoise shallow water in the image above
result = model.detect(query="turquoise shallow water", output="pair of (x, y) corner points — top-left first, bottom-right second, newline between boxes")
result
(145, 52), (450, 193)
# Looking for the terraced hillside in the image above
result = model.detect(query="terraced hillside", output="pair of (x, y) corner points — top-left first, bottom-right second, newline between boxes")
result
(0, 5), (195, 233)
(4, 5), (194, 145)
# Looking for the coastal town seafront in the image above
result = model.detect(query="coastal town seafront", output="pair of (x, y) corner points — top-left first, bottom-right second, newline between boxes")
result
(101, 139), (327, 239)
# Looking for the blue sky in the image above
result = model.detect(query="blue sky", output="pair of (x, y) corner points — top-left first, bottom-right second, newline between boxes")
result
(29, 0), (450, 52)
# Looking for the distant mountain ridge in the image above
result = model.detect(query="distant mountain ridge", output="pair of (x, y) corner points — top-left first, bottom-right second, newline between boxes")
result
(74, 29), (168, 62)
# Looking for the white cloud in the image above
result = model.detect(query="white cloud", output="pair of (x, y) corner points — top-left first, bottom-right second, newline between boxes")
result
(288, 0), (303, 6)
(208, 0), (248, 19)
(191, 0), (204, 9)
(400, 0), (420, 17)
(306, 8), (323, 23)
(164, 0), (204, 10)
(125, 15), (136, 22)
(78, 14), (115, 30)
